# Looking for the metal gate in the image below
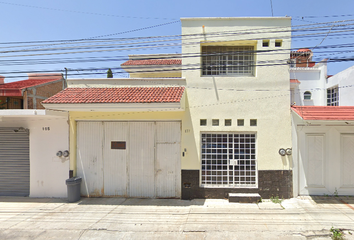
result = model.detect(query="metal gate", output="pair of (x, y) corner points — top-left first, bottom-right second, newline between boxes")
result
(0, 128), (30, 196)
(77, 121), (181, 198)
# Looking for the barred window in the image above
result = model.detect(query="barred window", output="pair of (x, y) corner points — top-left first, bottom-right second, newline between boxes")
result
(327, 87), (339, 106)
(201, 133), (257, 188)
(202, 46), (255, 76)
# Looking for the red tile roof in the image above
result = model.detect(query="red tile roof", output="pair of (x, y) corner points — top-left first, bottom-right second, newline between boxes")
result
(0, 79), (61, 96)
(42, 87), (185, 104)
(121, 59), (182, 66)
(292, 106), (354, 120)
(297, 48), (312, 52)
(290, 79), (300, 84)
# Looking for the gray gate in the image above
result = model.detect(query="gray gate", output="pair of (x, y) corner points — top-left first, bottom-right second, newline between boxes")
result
(0, 128), (30, 196)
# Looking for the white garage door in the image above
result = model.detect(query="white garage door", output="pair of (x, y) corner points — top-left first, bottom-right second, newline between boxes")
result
(77, 121), (181, 198)
(299, 133), (354, 196)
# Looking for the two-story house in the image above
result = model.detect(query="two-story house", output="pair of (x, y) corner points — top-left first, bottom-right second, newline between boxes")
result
(290, 50), (354, 196)
(43, 17), (294, 200)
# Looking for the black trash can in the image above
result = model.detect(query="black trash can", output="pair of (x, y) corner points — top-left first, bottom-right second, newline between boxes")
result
(66, 177), (82, 203)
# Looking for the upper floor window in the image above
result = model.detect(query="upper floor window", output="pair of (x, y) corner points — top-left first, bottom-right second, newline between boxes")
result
(327, 87), (339, 106)
(304, 91), (312, 100)
(201, 46), (255, 76)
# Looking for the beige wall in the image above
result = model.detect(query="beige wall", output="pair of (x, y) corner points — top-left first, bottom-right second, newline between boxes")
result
(181, 17), (292, 170)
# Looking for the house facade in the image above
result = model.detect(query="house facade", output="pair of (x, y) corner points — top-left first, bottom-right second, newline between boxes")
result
(0, 73), (69, 197)
(0, 73), (65, 109)
(0, 110), (69, 197)
(180, 17), (292, 199)
(292, 106), (354, 196)
(43, 17), (294, 200)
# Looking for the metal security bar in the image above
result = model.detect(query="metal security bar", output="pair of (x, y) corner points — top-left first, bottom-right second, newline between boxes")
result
(201, 133), (257, 188)
(202, 46), (255, 76)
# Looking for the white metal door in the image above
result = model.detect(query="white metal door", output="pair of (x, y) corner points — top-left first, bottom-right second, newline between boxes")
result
(129, 122), (155, 197)
(103, 122), (128, 196)
(339, 134), (354, 195)
(77, 121), (181, 198)
(77, 122), (104, 197)
(299, 133), (354, 196)
(155, 122), (181, 198)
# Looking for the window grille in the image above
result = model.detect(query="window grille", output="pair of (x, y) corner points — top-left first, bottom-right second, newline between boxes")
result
(201, 133), (257, 188)
(327, 87), (339, 106)
(304, 91), (312, 100)
(202, 46), (255, 76)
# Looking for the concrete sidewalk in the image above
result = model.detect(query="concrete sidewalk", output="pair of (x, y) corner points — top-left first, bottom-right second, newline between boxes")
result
(0, 196), (353, 240)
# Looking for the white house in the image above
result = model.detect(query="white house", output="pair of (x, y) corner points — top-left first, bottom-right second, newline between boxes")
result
(292, 106), (354, 196)
(0, 110), (69, 197)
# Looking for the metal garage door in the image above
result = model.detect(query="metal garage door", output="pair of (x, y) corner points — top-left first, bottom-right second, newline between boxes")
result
(0, 128), (29, 196)
(77, 121), (181, 198)
(299, 133), (354, 195)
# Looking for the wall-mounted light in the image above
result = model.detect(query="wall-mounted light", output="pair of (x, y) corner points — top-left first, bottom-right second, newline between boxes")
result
(279, 148), (286, 156)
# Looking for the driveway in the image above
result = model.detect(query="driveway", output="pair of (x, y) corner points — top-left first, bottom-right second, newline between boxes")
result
(0, 196), (353, 239)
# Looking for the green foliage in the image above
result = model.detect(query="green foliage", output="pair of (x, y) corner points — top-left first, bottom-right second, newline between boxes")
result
(270, 195), (282, 204)
(330, 227), (344, 240)
(107, 68), (113, 78)
(334, 188), (339, 197)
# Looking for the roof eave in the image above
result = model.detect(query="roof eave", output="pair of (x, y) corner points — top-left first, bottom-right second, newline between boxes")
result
(42, 102), (185, 112)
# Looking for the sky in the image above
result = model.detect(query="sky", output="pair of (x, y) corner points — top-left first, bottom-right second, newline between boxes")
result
(1, 0), (354, 82)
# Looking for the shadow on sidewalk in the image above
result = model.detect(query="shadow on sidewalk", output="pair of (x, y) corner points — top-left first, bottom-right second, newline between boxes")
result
(307, 196), (354, 205)
(77, 197), (206, 206)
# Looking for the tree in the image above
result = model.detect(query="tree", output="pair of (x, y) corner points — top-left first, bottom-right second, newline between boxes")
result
(107, 68), (113, 78)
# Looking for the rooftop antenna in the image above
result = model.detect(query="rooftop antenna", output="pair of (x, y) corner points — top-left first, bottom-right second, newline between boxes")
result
(270, 0), (274, 16)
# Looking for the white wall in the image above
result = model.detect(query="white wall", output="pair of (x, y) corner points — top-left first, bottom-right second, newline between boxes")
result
(181, 17), (292, 171)
(327, 65), (354, 106)
(0, 112), (69, 198)
(290, 62), (327, 106)
(291, 112), (354, 196)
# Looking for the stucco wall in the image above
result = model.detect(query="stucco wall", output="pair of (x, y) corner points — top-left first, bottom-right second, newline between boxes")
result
(0, 112), (69, 197)
(290, 63), (327, 106)
(181, 17), (292, 171)
(327, 65), (354, 106)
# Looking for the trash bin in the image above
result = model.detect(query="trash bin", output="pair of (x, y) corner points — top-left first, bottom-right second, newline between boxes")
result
(66, 177), (82, 203)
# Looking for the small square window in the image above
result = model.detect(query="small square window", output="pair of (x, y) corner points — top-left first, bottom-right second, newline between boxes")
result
(200, 119), (207, 126)
(237, 119), (244, 126)
(262, 40), (269, 47)
(212, 119), (219, 126)
(275, 40), (282, 47)
(250, 119), (257, 126)
(225, 119), (232, 126)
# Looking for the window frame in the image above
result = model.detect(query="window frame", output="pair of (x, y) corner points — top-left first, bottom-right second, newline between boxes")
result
(201, 45), (255, 77)
(304, 91), (312, 100)
(327, 87), (339, 106)
(200, 132), (258, 188)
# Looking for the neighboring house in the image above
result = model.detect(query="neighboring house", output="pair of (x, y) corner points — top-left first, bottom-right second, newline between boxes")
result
(0, 73), (65, 109)
(289, 49), (328, 106)
(0, 73), (69, 197)
(43, 77), (186, 198)
(291, 106), (354, 196)
(121, 54), (182, 78)
(290, 50), (354, 197)
(326, 65), (354, 106)
(43, 17), (293, 200)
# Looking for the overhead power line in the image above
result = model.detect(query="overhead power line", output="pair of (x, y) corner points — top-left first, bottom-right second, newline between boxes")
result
(0, 1), (177, 20)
